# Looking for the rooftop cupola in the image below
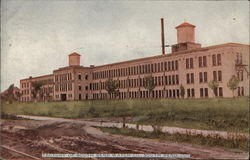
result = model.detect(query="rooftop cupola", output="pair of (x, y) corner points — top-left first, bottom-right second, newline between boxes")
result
(176, 22), (196, 43)
(68, 52), (81, 66)
(172, 22), (201, 53)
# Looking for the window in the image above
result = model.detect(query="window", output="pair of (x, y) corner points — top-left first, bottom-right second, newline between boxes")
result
(213, 71), (217, 81)
(200, 88), (204, 97)
(165, 76), (168, 85)
(78, 74), (82, 80)
(79, 86), (81, 91)
(176, 89), (180, 98)
(191, 73), (194, 83)
(203, 56), (207, 67)
(198, 57), (202, 67)
(219, 87), (223, 97)
(191, 88), (195, 97)
(186, 59), (189, 69)
(218, 70), (222, 81)
(176, 75), (179, 84)
(172, 61), (175, 71)
(172, 75), (175, 85)
(212, 55), (216, 66)
(186, 58), (193, 69)
(199, 72), (203, 83)
(203, 88), (208, 97)
(204, 72), (207, 82)
(168, 75), (171, 85)
(237, 71), (244, 81)
(85, 75), (88, 80)
(214, 88), (218, 97)
(186, 74), (190, 84)
(164, 62), (167, 71)
(175, 60), (178, 70)
(217, 54), (221, 65)
(190, 58), (193, 68)
(187, 89), (191, 97)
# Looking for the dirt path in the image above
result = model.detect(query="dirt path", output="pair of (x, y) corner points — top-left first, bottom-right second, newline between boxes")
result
(17, 115), (248, 139)
(0, 117), (249, 159)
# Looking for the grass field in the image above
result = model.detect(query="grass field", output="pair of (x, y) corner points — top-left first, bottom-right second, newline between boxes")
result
(1, 98), (249, 133)
(99, 127), (248, 151)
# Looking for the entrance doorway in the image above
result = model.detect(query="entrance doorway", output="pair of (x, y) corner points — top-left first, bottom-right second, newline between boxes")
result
(61, 94), (66, 101)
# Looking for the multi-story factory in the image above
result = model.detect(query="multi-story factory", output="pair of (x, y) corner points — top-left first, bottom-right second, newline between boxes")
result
(20, 21), (249, 102)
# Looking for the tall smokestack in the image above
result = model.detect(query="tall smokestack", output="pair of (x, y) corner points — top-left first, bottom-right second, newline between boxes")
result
(161, 18), (165, 55)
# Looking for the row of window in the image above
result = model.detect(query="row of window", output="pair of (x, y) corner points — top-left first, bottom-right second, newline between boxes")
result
(21, 79), (53, 88)
(92, 87), (224, 99)
(22, 89), (29, 95)
(22, 87), (53, 95)
(21, 82), (29, 88)
(90, 75), (179, 91)
(93, 89), (181, 99)
(21, 97), (30, 101)
(55, 83), (73, 92)
(40, 87), (53, 93)
(55, 73), (72, 82)
(92, 60), (179, 80)
(55, 94), (73, 99)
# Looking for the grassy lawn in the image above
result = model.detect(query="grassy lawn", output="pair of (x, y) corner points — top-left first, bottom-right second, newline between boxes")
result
(1, 98), (249, 133)
(99, 127), (248, 151)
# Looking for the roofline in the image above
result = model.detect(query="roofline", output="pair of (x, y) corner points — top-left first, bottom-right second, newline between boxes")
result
(176, 22), (196, 29)
(53, 65), (90, 72)
(91, 43), (249, 69)
(20, 74), (53, 81)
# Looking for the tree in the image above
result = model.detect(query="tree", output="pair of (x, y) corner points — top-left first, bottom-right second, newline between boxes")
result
(2, 84), (15, 103)
(208, 80), (219, 97)
(180, 84), (185, 98)
(105, 79), (119, 99)
(227, 75), (240, 97)
(31, 82), (43, 102)
(143, 75), (156, 98)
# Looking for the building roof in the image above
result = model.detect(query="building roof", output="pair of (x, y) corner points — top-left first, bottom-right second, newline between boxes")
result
(69, 52), (81, 56)
(176, 22), (196, 29)
(91, 43), (249, 69)
(20, 74), (53, 81)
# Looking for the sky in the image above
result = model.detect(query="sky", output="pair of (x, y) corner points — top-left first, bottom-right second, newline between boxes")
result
(1, 0), (249, 91)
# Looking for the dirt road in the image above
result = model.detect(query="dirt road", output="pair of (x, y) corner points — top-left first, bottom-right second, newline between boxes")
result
(0, 117), (248, 159)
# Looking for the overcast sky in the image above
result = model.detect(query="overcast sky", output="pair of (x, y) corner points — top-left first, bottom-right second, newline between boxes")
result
(1, 0), (249, 90)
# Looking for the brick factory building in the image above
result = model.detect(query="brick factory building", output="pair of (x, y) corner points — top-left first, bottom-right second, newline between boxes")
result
(19, 22), (249, 102)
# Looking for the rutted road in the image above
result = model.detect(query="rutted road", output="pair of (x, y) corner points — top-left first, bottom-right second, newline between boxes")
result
(1, 115), (248, 159)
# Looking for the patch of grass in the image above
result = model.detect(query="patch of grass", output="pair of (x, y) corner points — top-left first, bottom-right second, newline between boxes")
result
(1, 98), (249, 133)
(99, 127), (249, 151)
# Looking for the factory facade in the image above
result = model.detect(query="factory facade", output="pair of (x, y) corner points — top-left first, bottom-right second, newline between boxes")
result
(19, 22), (249, 102)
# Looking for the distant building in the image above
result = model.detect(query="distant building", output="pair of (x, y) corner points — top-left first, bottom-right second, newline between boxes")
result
(19, 22), (249, 102)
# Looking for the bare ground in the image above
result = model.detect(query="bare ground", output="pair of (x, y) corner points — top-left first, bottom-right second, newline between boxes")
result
(0, 119), (248, 159)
